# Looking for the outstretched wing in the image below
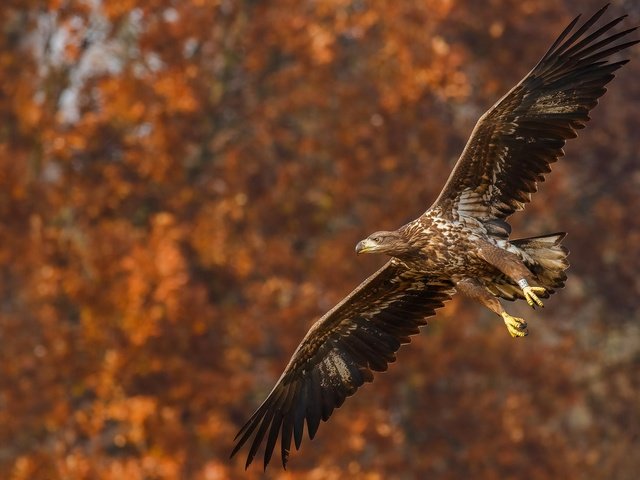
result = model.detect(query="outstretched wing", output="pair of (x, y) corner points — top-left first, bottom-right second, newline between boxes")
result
(432, 5), (638, 222)
(230, 261), (454, 470)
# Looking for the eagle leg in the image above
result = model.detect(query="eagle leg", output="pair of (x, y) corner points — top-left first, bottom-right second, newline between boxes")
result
(501, 312), (528, 338)
(456, 278), (528, 337)
(518, 279), (546, 309)
(477, 242), (546, 309)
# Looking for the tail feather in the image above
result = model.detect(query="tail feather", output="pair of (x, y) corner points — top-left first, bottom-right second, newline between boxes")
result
(488, 232), (569, 301)
(513, 232), (569, 288)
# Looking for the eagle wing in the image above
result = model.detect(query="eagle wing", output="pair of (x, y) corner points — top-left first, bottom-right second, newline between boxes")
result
(230, 260), (454, 470)
(432, 6), (638, 222)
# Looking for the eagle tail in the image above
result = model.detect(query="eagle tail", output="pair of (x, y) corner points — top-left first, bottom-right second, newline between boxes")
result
(487, 233), (569, 301)
(513, 232), (569, 293)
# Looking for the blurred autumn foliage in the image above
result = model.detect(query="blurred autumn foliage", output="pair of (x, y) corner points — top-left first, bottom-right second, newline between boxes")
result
(1, 0), (639, 478)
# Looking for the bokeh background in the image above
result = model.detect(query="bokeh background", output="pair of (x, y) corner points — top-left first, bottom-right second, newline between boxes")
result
(1, 0), (639, 478)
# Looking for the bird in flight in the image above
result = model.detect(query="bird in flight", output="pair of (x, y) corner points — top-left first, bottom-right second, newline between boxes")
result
(230, 5), (638, 470)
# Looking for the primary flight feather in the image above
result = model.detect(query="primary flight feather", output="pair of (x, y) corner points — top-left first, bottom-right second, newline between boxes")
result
(230, 5), (638, 470)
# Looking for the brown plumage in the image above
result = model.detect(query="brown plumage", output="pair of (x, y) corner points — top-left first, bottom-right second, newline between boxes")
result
(231, 6), (637, 470)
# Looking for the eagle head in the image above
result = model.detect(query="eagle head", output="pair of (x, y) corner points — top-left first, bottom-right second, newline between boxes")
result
(355, 230), (412, 256)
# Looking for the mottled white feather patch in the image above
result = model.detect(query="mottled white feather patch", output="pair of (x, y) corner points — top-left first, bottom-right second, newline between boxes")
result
(530, 91), (576, 114)
(320, 350), (352, 387)
(457, 189), (491, 217)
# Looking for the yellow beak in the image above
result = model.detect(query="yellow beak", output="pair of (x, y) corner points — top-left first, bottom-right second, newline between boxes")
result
(355, 239), (377, 254)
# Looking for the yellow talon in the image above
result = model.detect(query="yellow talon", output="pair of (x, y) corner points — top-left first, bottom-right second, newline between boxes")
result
(501, 312), (528, 337)
(522, 285), (546, 309)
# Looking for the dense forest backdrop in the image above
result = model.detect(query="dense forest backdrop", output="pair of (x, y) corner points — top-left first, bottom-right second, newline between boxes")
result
(1, 0), (639, 478)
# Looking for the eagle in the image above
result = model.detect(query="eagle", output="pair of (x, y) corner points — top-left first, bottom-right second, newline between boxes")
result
(231, 5), (638, 470)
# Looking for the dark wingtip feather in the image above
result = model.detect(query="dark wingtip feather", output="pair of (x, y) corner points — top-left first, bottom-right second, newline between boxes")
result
(230, 415), (258, 460)
(244, 408), (276, 470)
(541, 4), (627, 67)
(540, 13), (582, 63)
(262, 411), (283, 471)
(280, 414), (293, 469)
(292, 383), (307, 450)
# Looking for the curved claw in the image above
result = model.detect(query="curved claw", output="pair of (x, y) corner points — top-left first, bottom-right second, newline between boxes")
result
(501, 312), (528, 338)
(523, 286), (546, 309)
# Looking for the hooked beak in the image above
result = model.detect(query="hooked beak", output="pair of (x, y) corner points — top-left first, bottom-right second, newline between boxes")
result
(355, 238), (376, 254)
